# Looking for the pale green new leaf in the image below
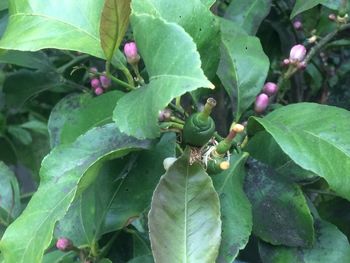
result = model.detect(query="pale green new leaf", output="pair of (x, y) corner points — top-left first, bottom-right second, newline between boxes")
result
(248, 103), (350, 201)
(131, 0), (220, 78)
(0, 124), (151, 263)
(100, 0), (131, 61)
(148, 148), (221, 263)
(113, 14), (213, 139)
(0, 0), (105, 58)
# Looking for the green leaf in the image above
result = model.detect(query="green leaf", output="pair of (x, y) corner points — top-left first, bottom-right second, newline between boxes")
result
(42, 251), (75, 263)
(200, 0), (215, 8)
(3, 70), (62, 110)
(48, 91), (124, 148)
(113, 14), (213, 139)
(105, 133), (176, 233)
(213, 153), (252, 263)
(56, 133), (176, 246)
(100, 0), (131, 61)
(0, 1), (8, 11)
(128, 255), (154, 263)
(20, 120), (48, 136)
(0, 124), (151, 263)
(224, 0), (272, 35)
(291, 0), (342, 18)
(244, 160), (314, 247)
(7, 126), (32, 145)
(0, 1), (105, 58)
(318, 198), (350, 238)
(0, 162), (20, 225)
(99, 259), (113, 263)
(247, 103), (350, 201)
(259, 220), (350, 263)
(131, 0), (220, 79)
(148, 148), (221, 263)
(0, 50), (52, 69)
(218, 20), (269, 121)
(246, 131), (317, 181)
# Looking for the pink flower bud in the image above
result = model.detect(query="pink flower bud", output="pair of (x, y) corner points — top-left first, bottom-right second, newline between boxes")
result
(99, 75), (111, 89)
(94, 87), (104, 95)
(90, 78), (101, 89)
(158, 109), (172, 121)
(56, 238), (73, 252)
(90, 67), (98, 74)
(262, 82), (278, 96)
(289, 44), (307, 62)
(254, 93), (269, 113)
(293, 21), (302, 30)
(124, 42), (140, 64)
(328, 13), (336, 21)
(283, 58), (290, 66)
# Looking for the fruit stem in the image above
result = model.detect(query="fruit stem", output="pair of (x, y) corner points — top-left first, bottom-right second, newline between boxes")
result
(198, 98), (216, 121)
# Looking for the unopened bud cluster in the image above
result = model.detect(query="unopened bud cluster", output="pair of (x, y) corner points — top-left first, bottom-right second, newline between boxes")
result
(89, 68), (111, 96)
(283, 44), (307, 69)
(254, 82), (278, 114)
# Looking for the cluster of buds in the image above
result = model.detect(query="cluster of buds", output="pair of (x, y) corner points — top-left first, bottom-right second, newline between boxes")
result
(254, 82), (278, 114)
(283, 44), (307, 69)
(89, 68), (111, 96)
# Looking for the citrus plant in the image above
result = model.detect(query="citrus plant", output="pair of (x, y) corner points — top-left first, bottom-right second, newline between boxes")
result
(0, 0), (350, 262)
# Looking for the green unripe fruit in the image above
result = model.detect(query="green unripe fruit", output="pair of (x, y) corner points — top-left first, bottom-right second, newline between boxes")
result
(183, 98), (216, 147)
(183, 114), (215, 147)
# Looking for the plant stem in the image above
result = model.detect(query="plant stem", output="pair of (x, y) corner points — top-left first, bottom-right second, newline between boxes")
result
(98, 231), (120, 259)
(305, 23), (350, 63)
(119, 63), (135, 87)
(169, 103), (187, 116)
(57, 54), (89, 74)
(170, 116), (185, 125)
(103, 62), (136, 91)
(20, 191), (36, 199)
(277, 22), (350, 102)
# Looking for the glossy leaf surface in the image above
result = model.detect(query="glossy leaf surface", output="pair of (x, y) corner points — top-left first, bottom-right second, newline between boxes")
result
(218, 20), (269, 121)
(248, 103), (350, 201)
(259, 220), (350, 263)
(48, 91), (124, 147)
(148, 148), (221, 263)
(224, 0), (272, 35)
(0, 124), (151, 263)
(0, 0), (105, 58)
(113, 14), (213, 139)
(213, 153), (252, 263)
(132, 0), (220, 79)
(244, 160), (314, 247)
